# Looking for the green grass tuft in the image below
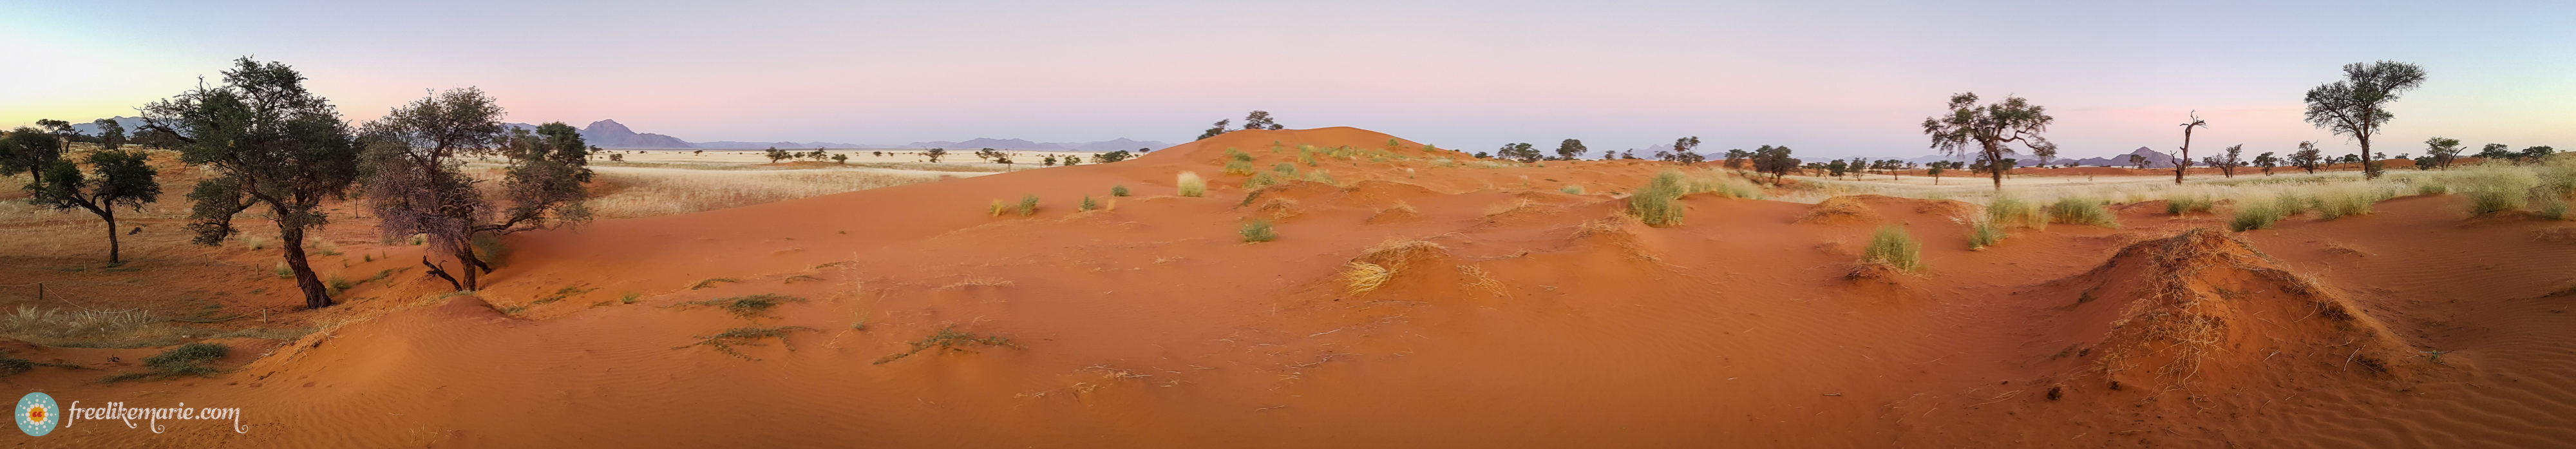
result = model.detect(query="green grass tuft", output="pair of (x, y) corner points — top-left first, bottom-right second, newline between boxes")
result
(873, 325), (1017, 365)
(1018, 195), (1039, 216)
(687, 278), (739, 290)
(667, 294), (808, 320)
(674, 326), (813, 360)
(2046, 197), (2119, 228)
(102, 343), (227, 383)
(1239, 220), (1277, 242)
(1177, 171), (1206, 197)
(1110, 185), (1130, 197)
(1627, 171), (1688, 226)
(1861, 225), (1923, 272)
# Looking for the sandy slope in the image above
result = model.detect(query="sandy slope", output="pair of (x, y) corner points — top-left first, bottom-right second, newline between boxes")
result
(11, 128), (2575, 448)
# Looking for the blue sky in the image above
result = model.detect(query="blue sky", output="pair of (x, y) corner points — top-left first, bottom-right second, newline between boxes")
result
(3, 0), (2570, 158)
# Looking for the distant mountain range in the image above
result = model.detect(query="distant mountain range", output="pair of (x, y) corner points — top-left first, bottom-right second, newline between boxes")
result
(495, 119), (1166, 151)
(1899, 146), (2175, 168)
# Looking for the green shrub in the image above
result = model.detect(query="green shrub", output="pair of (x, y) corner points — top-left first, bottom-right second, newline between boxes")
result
(1079, 196), (1097, 211)
(327, 275), (352, 294)
(1224, 149), (1257, 175)
(2533, 193), (2570, 220)
(1305, 169), (1334, 185)
(1017, 195), (1039, 216)
(2046, 197), (2119, 228)
(1110, 185), (1130, 196)
(2273, 190), (2313, 216)
(1273, 162), (1296, 175)
(676, 326), (813, 360)
(1967, 220), (2005, 250)
(1560, 185), (1585, 195)
(1177, 172), (1206, 197)
(1239, 220), (1277, 242)
(1627, 171), (1688, 226)
(1861, 225), (1922, 272)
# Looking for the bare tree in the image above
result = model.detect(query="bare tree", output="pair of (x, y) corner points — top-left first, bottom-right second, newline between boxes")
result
(2173, 111), (2207, 184)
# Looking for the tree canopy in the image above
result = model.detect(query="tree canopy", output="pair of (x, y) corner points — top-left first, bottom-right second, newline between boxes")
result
(2303, 61), (2427, 179)
(1922, 92), (2056, 189)
(141, 57), (363, 309)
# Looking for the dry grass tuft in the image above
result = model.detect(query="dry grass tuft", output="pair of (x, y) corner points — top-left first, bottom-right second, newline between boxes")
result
(587, 167), (947, 218)
(1338, 262), (1393, 294)
(674, 326), (813, 360)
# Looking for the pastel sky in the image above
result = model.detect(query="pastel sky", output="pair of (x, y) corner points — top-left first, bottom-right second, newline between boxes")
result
(5, 0), (2570, 159)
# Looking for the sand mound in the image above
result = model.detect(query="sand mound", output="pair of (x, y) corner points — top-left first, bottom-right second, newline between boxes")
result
(2071, 229), (2418, 390)
(1334, 240), (1496, 300)
(1796, 195), (1886, 225)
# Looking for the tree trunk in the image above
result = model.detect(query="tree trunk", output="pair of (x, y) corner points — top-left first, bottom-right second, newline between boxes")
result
(102, 209), (120, 263)
(278, 224), (334, 309)
(2360, 135), (2380, 179)
(2176, 129), (2192, 185)
(454, 246), (486, 291)
(1985, 141), (2005, 190)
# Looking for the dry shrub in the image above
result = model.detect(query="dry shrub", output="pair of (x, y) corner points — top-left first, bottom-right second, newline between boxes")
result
(1339, 262), (1393, 294)
(1797, 196), (1881, 224)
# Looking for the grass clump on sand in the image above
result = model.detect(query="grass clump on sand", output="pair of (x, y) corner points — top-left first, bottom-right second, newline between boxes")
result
(1239, 220), (1277, 242)
(1339, 262), (1393, 294)
(2229, 197), (2287, 231)
(675, 326), (813, 360)
(987, 199), (1003, 216)
(1861, 225), (1923, 272)
(1079, 196), (1097, 211)
(1110, 185), (1130, 196)
(873, 325), (1018, 365)
(1176, 171), (1206, 197)
(688, 278), (739, 290)
(0, 350), (79, 377)
(1017, 195), (1040, 216)
(2164, 189), (2215, 215)
(1242, 171), (1280, 189)
(1967, 220), (2005, 250)
(1627, 171), (1689, 227)
(667, 294), (808, 319)
(2046, 197), (2119, 228)
(1986, 196), (2047, 230)
(2454, 164), (2540, 215)
(1560, 185), (1584, 195)
(102, 343), (226, 383)
(2313, 183), (2380, 219)
(1223, 149), (1258, 176)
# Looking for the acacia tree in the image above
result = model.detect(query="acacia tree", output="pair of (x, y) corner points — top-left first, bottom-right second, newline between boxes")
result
(924, 148), (947, 162)
(1197, 119), (1231, 140)
(2289, 141), (2324, 173)
(358, 88), (507, 290)
(2421, 137), (2463, 169)
(91, 119), (126, 150)
(26, 148), (160, 263)
(1922, 93), (2058, 190)
(1752, 145), (1797, 183)
(1497, 142), (1540, 162)
(2128, 154), (2149, 169)
(1555, 139), (1587, 160)
(1242, 111), (1282, 131)
(2304, 61), (2427, 179)
(141, 57), (363, 309)
(2173, 112), (2208, 184)
(2253, 151), (2279, 175)
(1, 127), (65, 184)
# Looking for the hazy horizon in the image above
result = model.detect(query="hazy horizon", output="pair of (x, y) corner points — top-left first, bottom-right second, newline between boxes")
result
(6, 0), (2570, 160)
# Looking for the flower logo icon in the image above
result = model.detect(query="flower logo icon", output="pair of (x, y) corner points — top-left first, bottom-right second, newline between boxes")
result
(16, 392), (57, 436)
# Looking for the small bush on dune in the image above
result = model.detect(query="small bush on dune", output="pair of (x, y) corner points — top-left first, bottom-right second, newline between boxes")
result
(676, 326), (813, 360)
(1176, 171), (1206, 197)
(1223, 149), (1257, 176)
(1239, 220), (1277, 242)
(1242, 171), (1279, 189)
(873, 325), (1016, 365)
(1110, 185), (1130, 196)
(2047, 197), (2118, 228)
(1018, 195), (1039, 216)
(1560, 185), (1585, 195)
(1627, 171), (1688, 227)
(667, 294), (808, 319)
(104, 343), (227, 383)
(1339, 262), (1393, 294)
(1861, 225), (1922, 272)
(2273, 190), (2313, 216)
(1967, 220), (2005, 250)
(1079, 196), (1097, 211)
(987, 199), (1003, 216)
(1273, 162), (1296, 175)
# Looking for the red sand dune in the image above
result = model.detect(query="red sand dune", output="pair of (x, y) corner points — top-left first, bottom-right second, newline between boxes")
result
(14, 128), (2576, 447)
